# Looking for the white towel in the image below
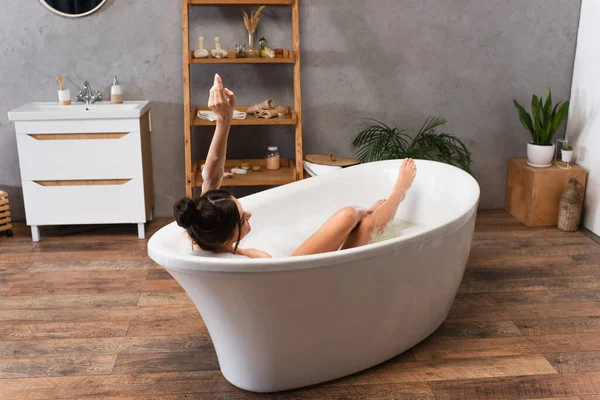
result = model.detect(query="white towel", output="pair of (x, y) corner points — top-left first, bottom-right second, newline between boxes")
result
(303, 160), (342, 177)
(197, 110), (247, 122)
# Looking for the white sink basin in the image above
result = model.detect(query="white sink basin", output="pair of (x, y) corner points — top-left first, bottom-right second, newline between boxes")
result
(8, 101), (150, 121)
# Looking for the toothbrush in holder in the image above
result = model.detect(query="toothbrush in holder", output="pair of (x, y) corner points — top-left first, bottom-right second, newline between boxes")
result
(56, 76), (71, 106)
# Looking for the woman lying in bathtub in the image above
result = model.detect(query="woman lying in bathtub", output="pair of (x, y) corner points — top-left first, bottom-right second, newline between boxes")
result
(174, 74), (417, 258)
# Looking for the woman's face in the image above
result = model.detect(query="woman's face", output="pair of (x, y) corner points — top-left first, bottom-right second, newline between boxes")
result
(233, 197), (252, 241)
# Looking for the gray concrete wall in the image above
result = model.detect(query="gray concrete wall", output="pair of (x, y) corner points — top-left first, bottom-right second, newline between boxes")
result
(0, 0), (581, 221)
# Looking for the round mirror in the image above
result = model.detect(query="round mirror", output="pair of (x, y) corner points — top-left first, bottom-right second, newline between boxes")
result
(39, 0), (107, 18)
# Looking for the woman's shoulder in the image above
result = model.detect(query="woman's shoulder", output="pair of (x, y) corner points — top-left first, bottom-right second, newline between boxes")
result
(191, 247), (271, 259)
(237, 248), (272, 259)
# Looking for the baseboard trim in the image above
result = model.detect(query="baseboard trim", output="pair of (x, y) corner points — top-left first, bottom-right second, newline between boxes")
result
(582, 228), (600, 244)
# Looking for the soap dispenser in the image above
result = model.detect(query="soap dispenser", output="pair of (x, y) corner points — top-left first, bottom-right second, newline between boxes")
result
(111, 76), (123, 104)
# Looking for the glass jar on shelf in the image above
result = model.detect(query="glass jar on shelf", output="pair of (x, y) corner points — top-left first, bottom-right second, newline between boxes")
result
(258, 37), (268, 58)
(235, 43), (247, 58)
(265, 146), (280, 170)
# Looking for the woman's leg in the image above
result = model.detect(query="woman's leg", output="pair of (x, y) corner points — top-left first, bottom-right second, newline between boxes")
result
(291, 207), (364, 256)
(341, 158), (417, 249)
(291, 159), (417, 256)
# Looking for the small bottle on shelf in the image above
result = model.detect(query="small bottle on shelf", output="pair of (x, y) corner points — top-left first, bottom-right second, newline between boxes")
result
(193, 36), (209, 59)
(258, 37), (267, 58)
(266, 146), (280, 170)
(211, 37), (228, 58)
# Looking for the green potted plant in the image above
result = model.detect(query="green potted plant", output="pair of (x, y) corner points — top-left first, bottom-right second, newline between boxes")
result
(561, 144), (573, 163)
(513, 86), (570, 167)
(351, 116), (472, 173)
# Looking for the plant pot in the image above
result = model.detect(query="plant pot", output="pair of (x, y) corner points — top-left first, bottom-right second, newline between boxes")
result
(527, 143), (555, 167)
(561, 149), (573, 163)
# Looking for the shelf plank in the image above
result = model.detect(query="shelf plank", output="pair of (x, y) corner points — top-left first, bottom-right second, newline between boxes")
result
(190, 50), (295, 64)
(189, 0), (293, 5)
(193, 159), (296, 187)
(192, 107), (297, 126)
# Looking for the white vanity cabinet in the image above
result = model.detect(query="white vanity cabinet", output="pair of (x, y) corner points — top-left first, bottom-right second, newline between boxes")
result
(8, 102), (154, 241)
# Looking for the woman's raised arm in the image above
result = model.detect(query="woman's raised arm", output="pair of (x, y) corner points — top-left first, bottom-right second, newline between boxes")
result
(201, 74), (236, 196)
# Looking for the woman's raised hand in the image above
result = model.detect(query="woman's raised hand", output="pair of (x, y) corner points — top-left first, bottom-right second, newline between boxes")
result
(208, 74), (236, 123)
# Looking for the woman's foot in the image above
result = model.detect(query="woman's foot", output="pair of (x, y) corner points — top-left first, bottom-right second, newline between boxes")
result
(395, 158), (417, 193)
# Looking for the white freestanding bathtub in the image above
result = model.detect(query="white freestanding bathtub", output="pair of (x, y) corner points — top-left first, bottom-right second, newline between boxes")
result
(148, 159), (480, 393)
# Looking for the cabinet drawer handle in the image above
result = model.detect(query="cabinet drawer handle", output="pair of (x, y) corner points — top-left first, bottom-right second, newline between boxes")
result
(28, 133), (128, 140)
(34, 179), (131, 187)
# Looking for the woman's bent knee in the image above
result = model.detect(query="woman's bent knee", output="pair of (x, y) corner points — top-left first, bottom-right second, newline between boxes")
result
(334, 207), (359, 226)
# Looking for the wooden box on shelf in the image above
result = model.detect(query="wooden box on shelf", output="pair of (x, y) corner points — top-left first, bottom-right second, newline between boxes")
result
(505, 158), (588, 227)
(0, 191), (13, 237)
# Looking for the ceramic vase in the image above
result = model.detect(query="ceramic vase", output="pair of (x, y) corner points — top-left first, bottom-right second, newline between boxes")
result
(561, 149), (574, 163)
(527, 143), (555, 167)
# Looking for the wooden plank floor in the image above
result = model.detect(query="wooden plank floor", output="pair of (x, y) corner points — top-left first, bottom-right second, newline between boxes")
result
(0, 210), (599, 399)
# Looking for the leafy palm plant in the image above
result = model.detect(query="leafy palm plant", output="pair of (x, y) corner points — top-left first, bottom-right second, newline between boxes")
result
(351, 117), (472, 174)
(513, 86), (570, 146)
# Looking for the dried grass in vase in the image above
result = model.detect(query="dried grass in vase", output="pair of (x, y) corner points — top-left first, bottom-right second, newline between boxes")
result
(243, 6), (266, 35)
(242, 6), (266, 56)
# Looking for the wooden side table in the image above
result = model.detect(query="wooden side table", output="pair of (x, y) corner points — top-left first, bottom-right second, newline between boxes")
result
(303, 154), (361, 178)
(505, 159), (587, 227)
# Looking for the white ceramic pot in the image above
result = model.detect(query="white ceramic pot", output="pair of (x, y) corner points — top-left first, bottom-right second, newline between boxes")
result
(561, 149), (573, 163)
(527, 143), (555, 167)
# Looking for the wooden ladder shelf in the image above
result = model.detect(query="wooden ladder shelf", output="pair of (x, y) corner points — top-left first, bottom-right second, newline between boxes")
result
(182, 0), (303, 197)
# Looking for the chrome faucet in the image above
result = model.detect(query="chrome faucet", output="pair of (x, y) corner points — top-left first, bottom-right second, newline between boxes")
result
(76, 81), (102, 105)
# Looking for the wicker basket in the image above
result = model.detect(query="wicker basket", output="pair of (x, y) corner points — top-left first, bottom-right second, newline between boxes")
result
(0, 191), (13, 237)
(557, 178), (584, 232)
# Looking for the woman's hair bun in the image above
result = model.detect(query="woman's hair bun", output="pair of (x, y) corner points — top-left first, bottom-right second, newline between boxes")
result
(174, 197), (198, 229)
